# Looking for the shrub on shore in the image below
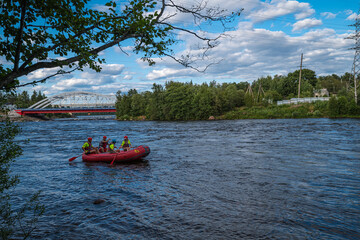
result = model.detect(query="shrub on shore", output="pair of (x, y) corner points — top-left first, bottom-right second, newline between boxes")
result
(223, 99), (360, 120)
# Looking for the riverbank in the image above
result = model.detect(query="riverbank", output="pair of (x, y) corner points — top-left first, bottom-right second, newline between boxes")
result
(3, 102), (360, 122)
(0, 110), (50, 122)
(220, 102), (360, 120)
(220, 103), (327, 120)
(117, 102), (360, 121)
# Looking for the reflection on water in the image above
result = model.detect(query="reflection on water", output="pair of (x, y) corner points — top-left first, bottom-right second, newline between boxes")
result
(11, 118), (360, 239)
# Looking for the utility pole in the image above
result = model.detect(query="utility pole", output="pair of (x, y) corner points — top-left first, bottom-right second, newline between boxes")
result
(298, 53), (303, 99)
(348, 9), (360, 104)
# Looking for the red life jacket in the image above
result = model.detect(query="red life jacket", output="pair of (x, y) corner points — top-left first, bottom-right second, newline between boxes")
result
(100, 140), (108, 148)
(122, 139), (130, 147)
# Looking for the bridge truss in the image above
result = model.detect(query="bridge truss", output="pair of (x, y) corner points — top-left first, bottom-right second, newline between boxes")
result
(29, 91), (116, 109)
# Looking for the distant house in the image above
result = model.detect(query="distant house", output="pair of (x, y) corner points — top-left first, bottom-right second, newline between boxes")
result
(314, 89), (329, 97)
(1, 104), (16, 111)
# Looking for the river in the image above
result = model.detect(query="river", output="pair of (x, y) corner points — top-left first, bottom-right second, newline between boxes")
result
(10, 118), (360, 239)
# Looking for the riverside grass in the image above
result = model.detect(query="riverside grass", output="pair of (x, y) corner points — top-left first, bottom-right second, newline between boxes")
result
(118, 100), (360, 121)
(221, 101), (359, 120)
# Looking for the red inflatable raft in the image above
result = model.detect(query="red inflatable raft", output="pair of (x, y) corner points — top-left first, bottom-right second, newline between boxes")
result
(82, 145), (150, 163)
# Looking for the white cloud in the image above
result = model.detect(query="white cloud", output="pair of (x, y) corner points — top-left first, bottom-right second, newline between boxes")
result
(91, 4), (114, 13)
(246, 0), (315, 22)
(18, 0), (357, 95)
(321, 12), (337, 19)
(144, 23), (353, 83)
(292, 18), (322, 31)
(27, 67), (62, 80)
(98, 64), (125, 75)
(51, 78), (89, 91)
(21, 63), (127, 95)
(124, 75), (133, 80)
(147, 68), (194, 81)
(346, 13), (360, 21)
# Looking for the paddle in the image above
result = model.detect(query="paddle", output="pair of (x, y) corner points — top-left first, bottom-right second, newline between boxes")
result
(110, 154), (117, 165)
(110, 146), (137, 165)
(69, 153), (82, 162)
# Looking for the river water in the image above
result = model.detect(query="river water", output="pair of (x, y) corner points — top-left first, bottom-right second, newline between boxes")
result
(11, 118), (360, 239)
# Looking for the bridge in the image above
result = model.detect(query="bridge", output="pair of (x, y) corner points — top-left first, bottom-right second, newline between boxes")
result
(15, 91), (117, 116)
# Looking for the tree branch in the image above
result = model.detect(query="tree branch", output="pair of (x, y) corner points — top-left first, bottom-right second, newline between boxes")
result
(1, 0), (243, 91)
(15, 67), (80, 88)
(3, 32), (137, 88)
(161, 52), (222, 73)
(159, 22), (220, 44)
(14, 0), (27, 72)
(19, 14), (129, 72)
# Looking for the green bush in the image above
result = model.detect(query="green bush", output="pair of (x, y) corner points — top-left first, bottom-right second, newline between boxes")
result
(348, 100), (360, 115)
(244, 93), (254, 108)
(313, 110), (322, 117)
(291, 111), (300, 118)
(118, 114), (130, 120)
(314, 100), (328, 112)
(337, 96), (348, 115)
(328, 96), (339, 117)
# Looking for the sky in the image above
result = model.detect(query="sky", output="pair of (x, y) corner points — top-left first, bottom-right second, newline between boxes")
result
(19, 0), (360, 96)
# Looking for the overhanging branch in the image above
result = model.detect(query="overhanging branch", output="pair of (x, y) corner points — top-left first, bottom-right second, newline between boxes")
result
(15, 67), (80, 88)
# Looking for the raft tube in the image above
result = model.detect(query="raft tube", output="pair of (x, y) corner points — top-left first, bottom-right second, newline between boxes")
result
(82, 145), (150, 163)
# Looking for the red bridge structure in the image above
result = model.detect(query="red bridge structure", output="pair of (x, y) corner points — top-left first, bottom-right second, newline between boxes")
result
(15, 91), (116, 116)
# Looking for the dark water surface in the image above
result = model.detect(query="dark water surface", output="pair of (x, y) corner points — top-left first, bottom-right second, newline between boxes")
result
(12, 118), (360, 239)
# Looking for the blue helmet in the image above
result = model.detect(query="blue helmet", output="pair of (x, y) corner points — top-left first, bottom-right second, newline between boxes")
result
(112, 139), (116, 143)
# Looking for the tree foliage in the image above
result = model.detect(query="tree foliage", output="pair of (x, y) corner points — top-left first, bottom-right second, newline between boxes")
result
(0, 0), (243, 91)
(250, 70), (358, 101)
(0, 119), (45, 239)
(116, 81), (246, 120)
(0, 89), (46, 239)
(115, 69), (360, 120)
(2, 90), (46, 108)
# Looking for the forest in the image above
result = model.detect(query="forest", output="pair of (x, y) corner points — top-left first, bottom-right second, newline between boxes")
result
(116, 69), (360, 120)
(0, 90), (46, 108)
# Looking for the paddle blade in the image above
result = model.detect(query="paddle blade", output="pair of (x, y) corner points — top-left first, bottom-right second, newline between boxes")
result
(69, 155), (79, 162)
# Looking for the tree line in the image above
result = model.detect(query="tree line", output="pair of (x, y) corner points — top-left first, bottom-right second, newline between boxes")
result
(0, 90), (46, 109)
(116, 69), (359, 121)
(250, 69), (355, 101)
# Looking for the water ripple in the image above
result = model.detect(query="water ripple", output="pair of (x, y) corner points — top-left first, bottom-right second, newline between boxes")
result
(10, 118), (360, 239)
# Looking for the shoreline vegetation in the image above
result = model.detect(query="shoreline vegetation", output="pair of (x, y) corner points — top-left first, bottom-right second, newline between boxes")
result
(118, 102), (360, 121)
(114, 77), (360, 121)
(3, 100), (359, 122)
(2, 69), (360, 122)
(2, 103), (360, 123)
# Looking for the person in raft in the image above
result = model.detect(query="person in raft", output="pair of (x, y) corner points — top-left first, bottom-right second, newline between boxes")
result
(108, 139), (120, 153)
(99, 136), (111, 153)
(82, 137), (99, 154)
(121, 136), (132, 151)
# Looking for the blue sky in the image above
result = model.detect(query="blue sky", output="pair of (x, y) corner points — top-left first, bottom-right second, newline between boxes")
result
(20, 0), (360, 96)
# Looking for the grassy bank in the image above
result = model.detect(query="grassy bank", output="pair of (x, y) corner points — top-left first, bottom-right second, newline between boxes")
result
(220, 101), (360, 120)
(116, 99), (360, 121)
